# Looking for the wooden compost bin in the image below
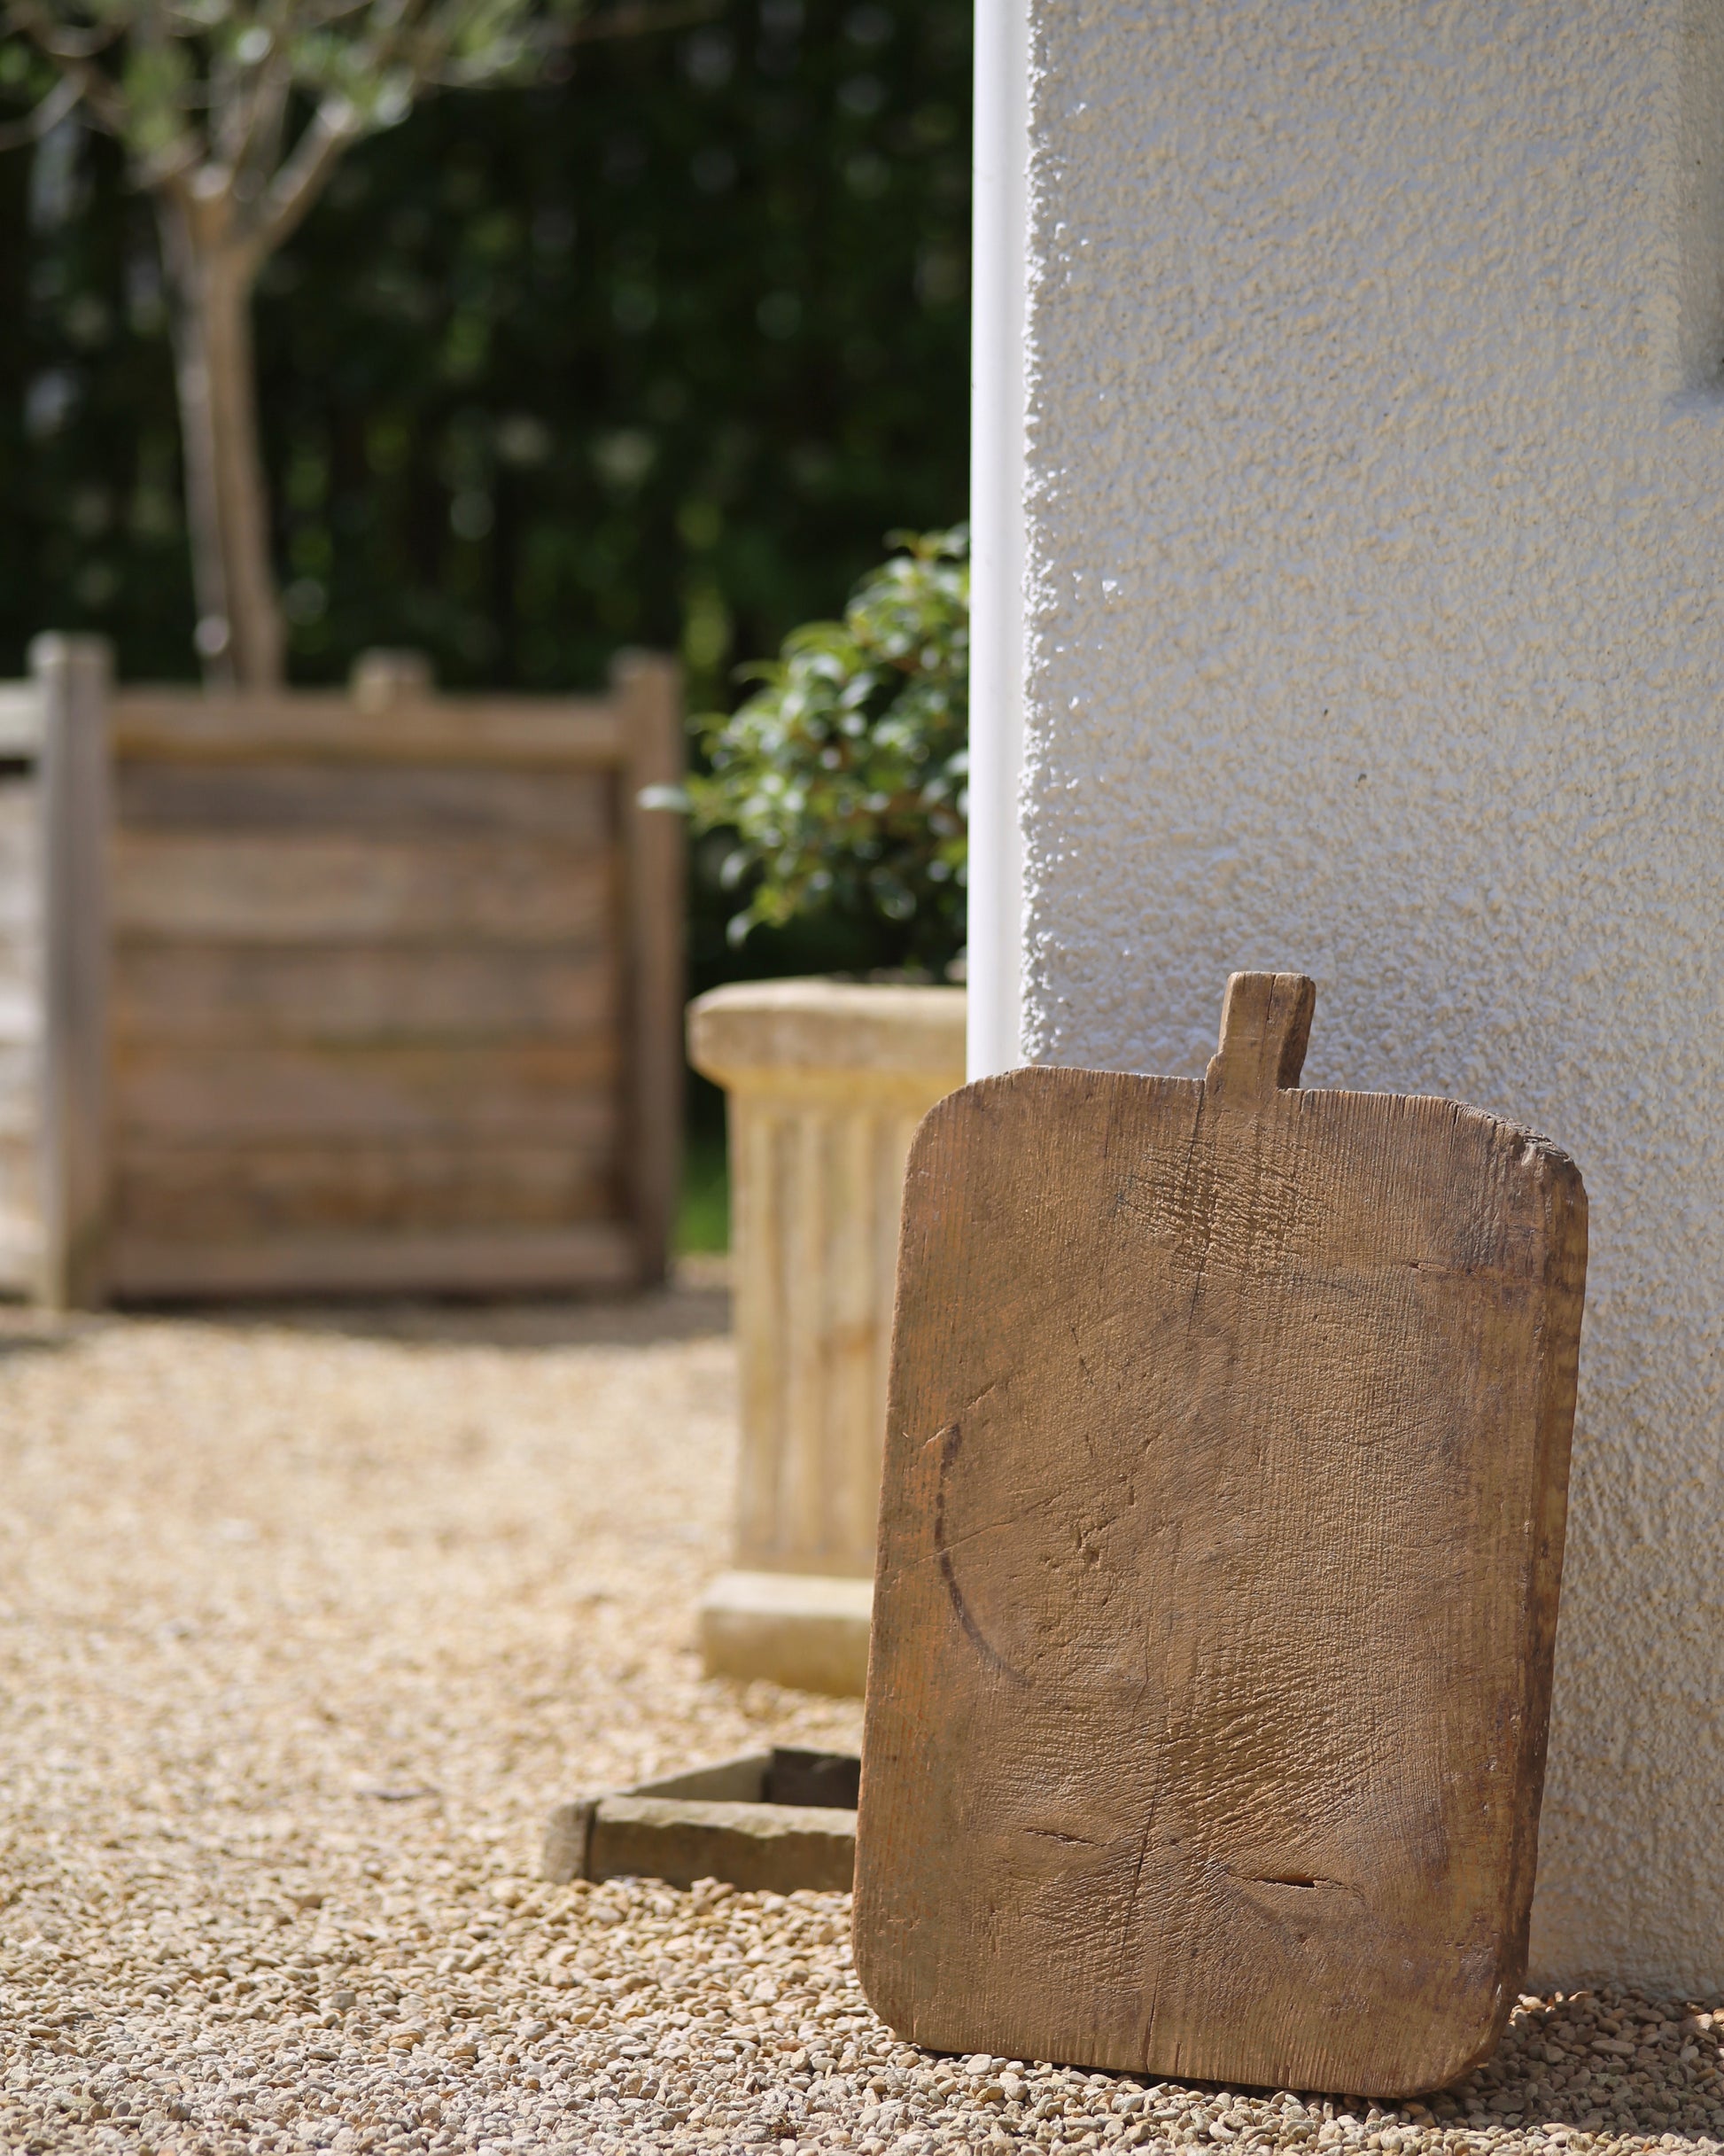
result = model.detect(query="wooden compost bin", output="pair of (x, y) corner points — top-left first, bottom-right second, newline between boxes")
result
(0, 665), (46, 1291)
(1, 636), (683, 1306)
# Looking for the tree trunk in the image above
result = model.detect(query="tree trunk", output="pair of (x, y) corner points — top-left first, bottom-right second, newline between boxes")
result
(156, 192), (285, 690)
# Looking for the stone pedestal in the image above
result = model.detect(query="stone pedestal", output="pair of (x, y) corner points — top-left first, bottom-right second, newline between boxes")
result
(687, 979), (967, 1693)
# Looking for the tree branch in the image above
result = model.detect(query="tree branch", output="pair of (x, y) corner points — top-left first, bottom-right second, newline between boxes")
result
(4, 1), (132, 136)
(230, 55), (293, 198)
(0, 69), (80, 150)
(240, 95), (361, 261)
(1, 4), (120, 61)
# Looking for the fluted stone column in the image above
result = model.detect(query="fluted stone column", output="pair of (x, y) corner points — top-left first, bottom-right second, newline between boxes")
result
(687, 980), (967, 1693)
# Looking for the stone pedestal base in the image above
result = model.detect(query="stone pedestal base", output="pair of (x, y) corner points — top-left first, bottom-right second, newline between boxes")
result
(698, 1569), (874, 1697)
(687, 980), (963, 1701)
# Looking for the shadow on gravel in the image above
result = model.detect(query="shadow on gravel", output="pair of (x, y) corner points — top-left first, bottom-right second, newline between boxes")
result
(1161, 1991), (1724, 2150)
(1402, 1989), (1724, 2144)
(0, 1307), (101, 1357)
(97, 1278), (734, 1354)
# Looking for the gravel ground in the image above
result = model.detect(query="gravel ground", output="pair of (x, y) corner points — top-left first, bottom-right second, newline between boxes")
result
(1, 1289), (1720, 2156)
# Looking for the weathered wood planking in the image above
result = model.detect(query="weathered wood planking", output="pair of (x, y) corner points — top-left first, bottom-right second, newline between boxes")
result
(113, 833), (616, 945)
(0, 1043), (34, 1136)
(0, 773), (38, 1291)
(113, 1140), (615, 1239)
(855, 973), (1588, 2099)
(618, 652), (686, 1299)
(105, 1222), (640, 1300)
(0, 777), (35, 923)
(0, 687), (41, 761)
(115, 761), (615, 840)
(113, 1041), (617, 1142)
(112, 943), (615, 1046)
(35, 638), (110, 1309)
(0, 647), (681, 1303)
(111, 690), (624, 767)
(107, 660), (675, 1298)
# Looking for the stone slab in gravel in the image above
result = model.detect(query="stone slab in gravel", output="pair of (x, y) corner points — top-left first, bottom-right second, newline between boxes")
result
(1, 1291), (1720, 2156)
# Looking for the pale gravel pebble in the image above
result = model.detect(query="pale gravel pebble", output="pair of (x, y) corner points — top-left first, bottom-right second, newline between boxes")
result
(1, 1294), (1721, 2156)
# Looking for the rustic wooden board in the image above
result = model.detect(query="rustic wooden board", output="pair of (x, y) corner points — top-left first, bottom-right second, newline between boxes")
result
(618, 650), (686, 1287)
(0, 1044), (35, 1139)
(0, 776), (36, 934)
(0, 781), (37, 1031)
(112, 943), (615, 1046)
(0, 756), (39, 1288)
(586, 1797), (857, 1895)
(543, 1748), (861, 1894)
(112, 833), (615, 945)
(106, 1221), (640, 1300)
(0, 686), (42, 760)
(35, 637), (111, 1308)
(112, 690), (624, 767)
(113, 1040), (616, 1144)
(113, 1140), (615, 1238)
(0, 657), (681, 1304)
(854, 973), (1587, 2099)
(115, 761), (615, 841)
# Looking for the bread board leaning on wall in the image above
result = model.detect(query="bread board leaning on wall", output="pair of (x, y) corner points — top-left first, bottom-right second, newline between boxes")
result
(854, 972), (1587, 2098)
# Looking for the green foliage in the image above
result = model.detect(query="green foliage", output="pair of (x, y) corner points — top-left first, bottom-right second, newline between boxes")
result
(9, 0), (574, 180)
(0, 0), (971, 717)
(676, 1123), (729, 1254)
(683, 524), (967, 975)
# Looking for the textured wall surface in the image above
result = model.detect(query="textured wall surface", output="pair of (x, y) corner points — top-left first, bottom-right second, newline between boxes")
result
(1018, 0), (1724, 1991)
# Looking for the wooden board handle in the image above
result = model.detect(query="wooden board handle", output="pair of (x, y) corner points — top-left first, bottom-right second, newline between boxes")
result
(1205, 971), (1316, 1100)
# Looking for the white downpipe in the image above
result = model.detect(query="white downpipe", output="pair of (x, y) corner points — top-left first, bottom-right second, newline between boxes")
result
(966, 0), (1029, 1081)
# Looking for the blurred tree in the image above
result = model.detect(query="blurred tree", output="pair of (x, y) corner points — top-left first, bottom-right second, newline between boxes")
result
(0, 0), (703, 684)
(0, 0), (968, 705)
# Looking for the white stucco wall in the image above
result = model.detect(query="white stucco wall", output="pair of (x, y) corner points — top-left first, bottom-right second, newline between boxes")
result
(1005, 0), (1724, 1992)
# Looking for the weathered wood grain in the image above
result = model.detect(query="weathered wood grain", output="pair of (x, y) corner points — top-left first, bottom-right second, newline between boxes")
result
(112, 689), (624, 767)
(0, 757), (41, 1289)
(112, 833), (615, 945)
(0, 776), (37, 934)
(617, 650), (686, 1287)
(112, 943), (615, 1047)
(854, 971), (1588, 2099)
(0, 686), (41, 761)
(33, 635), (111, 1309)
(113, 1040), (616, 1143)
(113, 1140), (615, 1239)
(542, 1749), (862, 1892)
(114, 761), (615, 841)
(0, 651), (679, 1302)
(586, 1796), (857, 1895)
(0, 1045), (35, 1138)
(105, 1221), (639, 1300)
(0, 782), (39, 1015)
(0, 1137), (35, 1218)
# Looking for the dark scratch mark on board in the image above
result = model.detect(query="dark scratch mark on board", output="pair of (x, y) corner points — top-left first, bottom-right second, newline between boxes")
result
(931, 1420), (1030, 1689)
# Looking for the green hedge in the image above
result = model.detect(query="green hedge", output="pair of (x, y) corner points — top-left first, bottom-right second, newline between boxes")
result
(0, 0), (971, 718)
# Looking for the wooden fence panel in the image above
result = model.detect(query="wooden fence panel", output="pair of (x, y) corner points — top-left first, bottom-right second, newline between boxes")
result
(111, 945), (615, 1045)
(619, 651), (687, 1290)
(35, 636), (111, 1311)
(0, 689), (40, 1294)
(0, 645), (681, 1305)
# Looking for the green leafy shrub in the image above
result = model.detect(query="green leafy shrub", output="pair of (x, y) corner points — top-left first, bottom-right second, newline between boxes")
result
(680, 525), (967, 977)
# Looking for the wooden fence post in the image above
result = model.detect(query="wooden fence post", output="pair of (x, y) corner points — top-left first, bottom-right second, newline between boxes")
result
(30, 634), (112, 1310)
(350, 648), (434, 712)
(615, 650), (685, 1288)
